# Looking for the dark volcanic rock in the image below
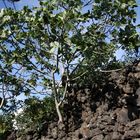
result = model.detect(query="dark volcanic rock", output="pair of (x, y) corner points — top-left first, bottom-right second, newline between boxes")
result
(117, 107), (130, 123)
(136, 88), (140, 107)
(112, 132), (121, 140)
(4, 60), (140, 140)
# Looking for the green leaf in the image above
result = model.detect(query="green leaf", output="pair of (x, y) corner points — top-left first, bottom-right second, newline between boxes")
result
(50, 41), (60, 53)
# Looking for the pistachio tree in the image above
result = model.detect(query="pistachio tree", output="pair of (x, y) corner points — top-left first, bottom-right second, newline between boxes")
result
(0, 0), (139, 123)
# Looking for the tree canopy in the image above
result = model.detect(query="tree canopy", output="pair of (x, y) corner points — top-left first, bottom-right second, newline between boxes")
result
(0, 0), (140, 130)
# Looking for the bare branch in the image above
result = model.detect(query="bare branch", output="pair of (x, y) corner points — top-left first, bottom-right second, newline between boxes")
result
(0, 75), (7, 108)
(0, 98), (4, 108)
(84, 0), (93, 7)
(58, 76), (68, 106)
(70, 58), (85, 75)
(71, 71), (88, 81)
(2, 0), (8, 8)
(100, 68), (123, 73)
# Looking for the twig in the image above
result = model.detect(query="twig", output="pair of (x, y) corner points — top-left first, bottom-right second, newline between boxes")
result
(100, 68), (123, 73)
(71, 71), (88, 81)
(0, 98), (4, 108)
(0, 75), (6, 108)
(2, 0), (8, 8)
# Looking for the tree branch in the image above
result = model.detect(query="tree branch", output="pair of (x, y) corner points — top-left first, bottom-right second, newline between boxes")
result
(58, 75), (68, 106)
(100, 68), (123, 73)
(71, 71), (88, 81)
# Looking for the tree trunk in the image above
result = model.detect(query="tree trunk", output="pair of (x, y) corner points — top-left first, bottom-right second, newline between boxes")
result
(55, 98), (63, 123)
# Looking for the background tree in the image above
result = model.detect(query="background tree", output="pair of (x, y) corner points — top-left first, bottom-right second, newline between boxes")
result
(0, 112), (14, 139)
(13, 96), (55, 131)
(0, 0), (139, 123)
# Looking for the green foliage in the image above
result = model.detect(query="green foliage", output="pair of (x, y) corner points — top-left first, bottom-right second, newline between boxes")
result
(15, 96), (55, 131)
(0, 0), (139, 123)
(0, 113), (14, 136)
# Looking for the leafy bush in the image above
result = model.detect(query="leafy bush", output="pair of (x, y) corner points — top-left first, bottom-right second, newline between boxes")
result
(14, 96), (56, 132)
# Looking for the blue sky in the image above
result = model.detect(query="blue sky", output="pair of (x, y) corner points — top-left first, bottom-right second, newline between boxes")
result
(0, 0), (39, 9)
